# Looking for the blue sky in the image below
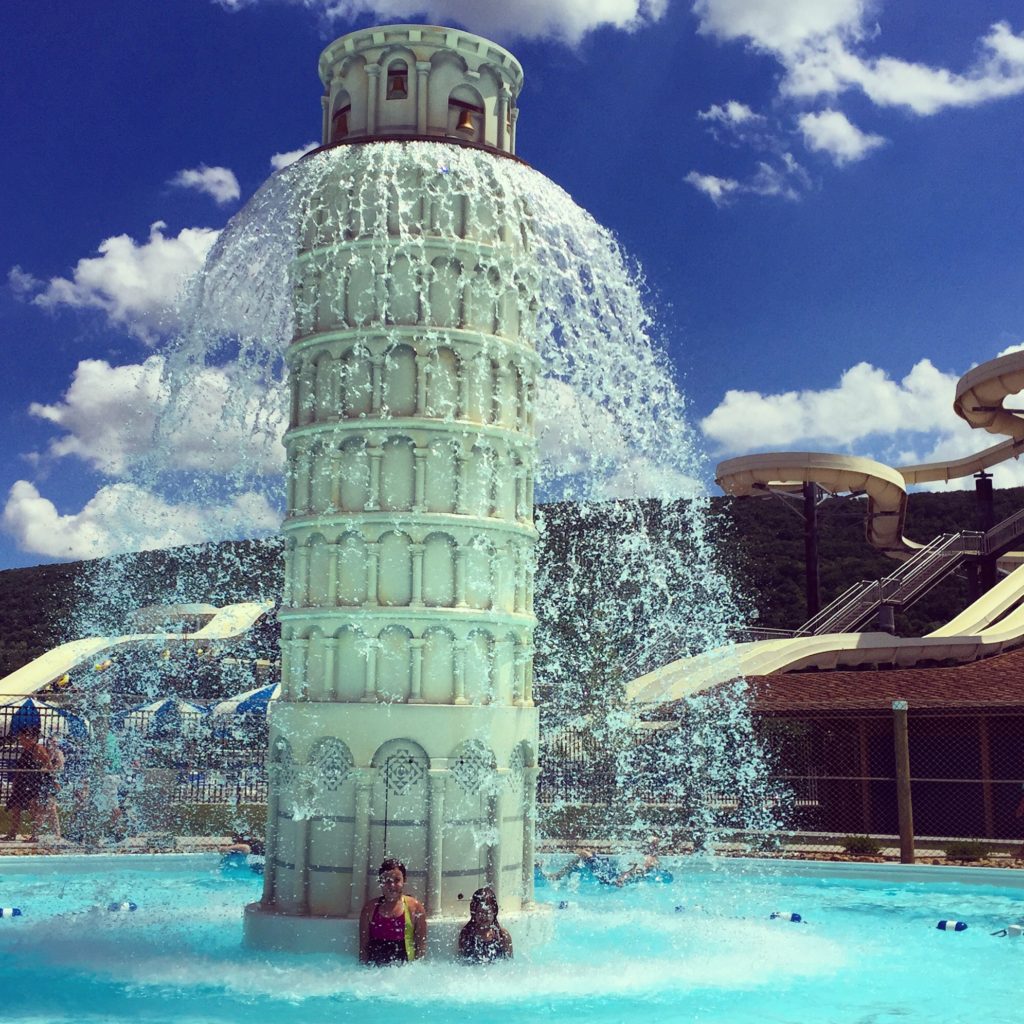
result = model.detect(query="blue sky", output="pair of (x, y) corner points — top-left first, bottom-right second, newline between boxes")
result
(2, 0), (1024, 568)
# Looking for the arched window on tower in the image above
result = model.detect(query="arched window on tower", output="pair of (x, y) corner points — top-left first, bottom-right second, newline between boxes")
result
(448, 93), (484, 144)
(387, 61), (409, 99)
(332, 103), (351, 142)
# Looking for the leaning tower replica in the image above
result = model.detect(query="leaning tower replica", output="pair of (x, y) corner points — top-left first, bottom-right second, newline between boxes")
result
(245, 25), (541, 953)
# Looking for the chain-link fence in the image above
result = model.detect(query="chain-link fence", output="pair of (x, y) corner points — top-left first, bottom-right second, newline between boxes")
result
(0, 704), (268, 808)
(537, 722), (779, 844)
(8, 699), (1021, 848)
(539, 708), (1024, 848)
(758, 708), (1024, 844)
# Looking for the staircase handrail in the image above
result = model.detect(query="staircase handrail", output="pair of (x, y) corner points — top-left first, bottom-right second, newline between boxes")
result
(795, 579), (880, 636)
(629, 510), (1024, 683)
(796, 532), (981, 636)
(877, 533), (974, 604)
(982, 507), (1024, 556)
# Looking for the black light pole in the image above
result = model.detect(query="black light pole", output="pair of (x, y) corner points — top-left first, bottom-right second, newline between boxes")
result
(804, 481), (821, 619)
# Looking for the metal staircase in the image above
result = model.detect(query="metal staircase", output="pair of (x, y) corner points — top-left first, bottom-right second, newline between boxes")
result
(794, 501), (1024, 636)
(797, 532), (983, 635)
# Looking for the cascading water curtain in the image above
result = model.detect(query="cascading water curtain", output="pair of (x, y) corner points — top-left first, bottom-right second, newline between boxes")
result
(68, 141), (784, 850)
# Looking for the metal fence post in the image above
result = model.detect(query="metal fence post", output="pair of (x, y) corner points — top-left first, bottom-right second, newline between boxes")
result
(892, 700), (915, 863)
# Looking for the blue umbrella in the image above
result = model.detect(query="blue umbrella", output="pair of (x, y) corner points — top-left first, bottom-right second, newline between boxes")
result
(210, 683), (280, 717)
(1, 697), (90, 738)
(117, 697), (210, 735)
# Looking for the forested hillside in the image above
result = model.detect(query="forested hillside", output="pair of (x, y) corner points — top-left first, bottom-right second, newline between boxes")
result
(0, 539), (283, 677)
(718, 485), (1024, 636)
(0, 486), (1019, 676)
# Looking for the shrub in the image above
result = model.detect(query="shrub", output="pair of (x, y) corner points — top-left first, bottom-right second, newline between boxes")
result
(841, 835), (882, 856)
(943, 841), (990, 862)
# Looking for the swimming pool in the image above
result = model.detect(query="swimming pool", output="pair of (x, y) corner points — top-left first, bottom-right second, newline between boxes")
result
(0, 854), (1019, 1024)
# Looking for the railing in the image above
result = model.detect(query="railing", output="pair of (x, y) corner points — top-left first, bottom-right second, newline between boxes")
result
(729, 626), (799, 642)
(798, 579), (880, 636)
(797, 531), (984, 636)
(981, 506), (1024, 556)
(797, 504), (1024, 638)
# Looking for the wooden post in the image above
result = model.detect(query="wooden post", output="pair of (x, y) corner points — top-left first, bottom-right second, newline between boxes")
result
(892, 700), (915, 863)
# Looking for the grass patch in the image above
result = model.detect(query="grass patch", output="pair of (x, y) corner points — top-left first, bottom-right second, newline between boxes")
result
(942, 840), (990, 862)
(840, 835), (882, 856)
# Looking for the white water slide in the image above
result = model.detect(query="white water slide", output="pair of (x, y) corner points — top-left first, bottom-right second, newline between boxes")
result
(0, 601), (274, 704)
(629, 350), (1024, 707)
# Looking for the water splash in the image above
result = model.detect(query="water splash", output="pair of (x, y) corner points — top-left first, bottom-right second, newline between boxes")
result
(60, 139), (780, 850)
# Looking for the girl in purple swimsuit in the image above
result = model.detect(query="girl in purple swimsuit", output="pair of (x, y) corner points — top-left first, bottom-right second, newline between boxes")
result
(359, 859), (427, 965)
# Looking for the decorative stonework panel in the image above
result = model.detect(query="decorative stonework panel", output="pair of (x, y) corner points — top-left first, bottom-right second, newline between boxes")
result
(307, 736), (355, 791)
(382, 746), (427, 795)
(451, 739), (496, 793)
(507, 743), (524, 795)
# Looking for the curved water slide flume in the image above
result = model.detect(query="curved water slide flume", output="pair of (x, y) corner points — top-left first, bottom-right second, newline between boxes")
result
(628, 561), (1024, 705)
(715, 451), (916, 555)
(628, 352), (1024, 707)
(717, 351), (1024, 557)
(0, 601), (275, 704)
(954, 350), (1024, 444)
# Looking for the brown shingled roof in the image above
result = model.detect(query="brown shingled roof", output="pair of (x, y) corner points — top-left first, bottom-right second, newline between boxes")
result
(747, 645), (1024, 713)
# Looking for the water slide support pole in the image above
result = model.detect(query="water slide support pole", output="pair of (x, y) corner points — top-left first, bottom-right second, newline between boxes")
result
(803, 482), (821, 620)
(975, 472), (997, 593)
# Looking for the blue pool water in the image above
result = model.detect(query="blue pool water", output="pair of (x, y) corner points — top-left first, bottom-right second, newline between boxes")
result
(0, 854), (1020, 1024)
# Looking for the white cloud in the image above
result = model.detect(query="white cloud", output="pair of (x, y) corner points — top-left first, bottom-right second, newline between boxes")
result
(695, 3), (1024, 117)
(215, 0), (669, 44)
(698, 100), (762, 126)
(31, 222), (220, 343)
(685, 155), (807, 204)
(693, 0), (869, 55)
(691, 5), (1024, 199)
(748, 156), (806, 197)
(270, 142), (319, 171)
(28, 357), (286, 478)
(2, 480), (279, 560)
(7, 265), (40, 298)
(684, 170), (741, 205)
(699, 357), (1024, 491)
(697, 98), (780, 152)
(798, 109), (886, 164)
(783, 24), (1024, 115)
(169, 165), (241, 205)
(700, 358), (960, 453)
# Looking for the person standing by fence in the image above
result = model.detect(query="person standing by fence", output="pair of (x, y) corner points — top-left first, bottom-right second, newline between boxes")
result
(32, 735), (64, 843)
(2, 729), (50, 842)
